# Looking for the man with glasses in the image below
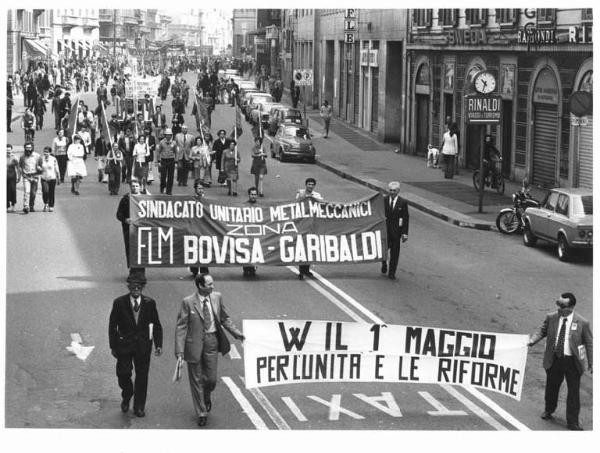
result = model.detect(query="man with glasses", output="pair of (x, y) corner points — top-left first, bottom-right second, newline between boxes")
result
(109, 276), (163, 418)
(528, 292), (593, 430)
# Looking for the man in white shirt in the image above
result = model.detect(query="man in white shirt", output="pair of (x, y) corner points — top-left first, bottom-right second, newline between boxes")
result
(296, 177), (323, 279)
(528, 292), (593, 430)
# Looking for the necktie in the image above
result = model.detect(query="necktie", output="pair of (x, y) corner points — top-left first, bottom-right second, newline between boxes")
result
(390, 198), (394, 209)
(134, 298), (140, 313)
(202, 298), (212, 328)
(555, 318), (567, 357)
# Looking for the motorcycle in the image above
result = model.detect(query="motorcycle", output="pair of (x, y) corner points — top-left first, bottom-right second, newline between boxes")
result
(473, 158), (505, 194)
(496, 189), (540, 234)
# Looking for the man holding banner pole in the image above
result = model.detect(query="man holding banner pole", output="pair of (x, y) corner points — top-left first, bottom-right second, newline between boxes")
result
(296, 177), (323, 279)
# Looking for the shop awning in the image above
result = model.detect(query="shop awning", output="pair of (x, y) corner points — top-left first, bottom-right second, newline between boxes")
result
(23, 38), (48, 58)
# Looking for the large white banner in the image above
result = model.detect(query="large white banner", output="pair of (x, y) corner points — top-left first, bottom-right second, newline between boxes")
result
(125, 76), (161, 98)
(243, 320), (529, 400)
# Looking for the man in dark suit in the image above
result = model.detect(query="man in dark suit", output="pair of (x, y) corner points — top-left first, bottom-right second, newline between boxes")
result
(118, 128), (135, 183)
(175, 273), (244, 427)
(152, 105), (167, 139)
(528, 292), (593, 430)
(381, 181), (409, 280)
(116, 178), (146, 283)
(108, 276), (163, 417)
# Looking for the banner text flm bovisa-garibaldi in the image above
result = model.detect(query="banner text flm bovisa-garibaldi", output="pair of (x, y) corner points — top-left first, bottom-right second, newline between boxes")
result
(129, 193), (387, 267)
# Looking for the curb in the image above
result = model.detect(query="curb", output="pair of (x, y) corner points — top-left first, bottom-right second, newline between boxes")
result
(315, 159), (496, 232)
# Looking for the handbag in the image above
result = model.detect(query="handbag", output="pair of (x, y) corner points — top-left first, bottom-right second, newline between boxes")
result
(217, 170), (226, 184)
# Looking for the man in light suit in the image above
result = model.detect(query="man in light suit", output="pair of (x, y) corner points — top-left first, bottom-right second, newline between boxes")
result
(175, 273), (245, 427)
(109, 276), (163, 417)
(528, 292), (593, 430)
(381, 181), (409, 280)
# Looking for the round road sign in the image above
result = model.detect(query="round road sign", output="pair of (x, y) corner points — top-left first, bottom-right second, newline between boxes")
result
(568, 91), (593, 117)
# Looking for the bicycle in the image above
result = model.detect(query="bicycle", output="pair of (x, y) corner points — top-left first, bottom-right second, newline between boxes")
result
(472, 159), (505, 195)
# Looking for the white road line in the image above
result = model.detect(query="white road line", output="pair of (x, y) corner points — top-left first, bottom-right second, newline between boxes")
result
(441, 384), (507, 430)
(221, 376), (269, 430)
(281, 396), (308, 422)
(308, 394), (365, 420)
(227, 344), (241, 359)
(241, 377), (291, 430)
(286, 266), (366, 322)
(311, 270), (386, 324)
(418, 391), (467, 416)
(461, 386), (531, 431)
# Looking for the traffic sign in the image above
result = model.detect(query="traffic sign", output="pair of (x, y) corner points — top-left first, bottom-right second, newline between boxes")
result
(293, 69), (313, 87)
(466, 94), (501, 124)
(568, 91), (593, 117)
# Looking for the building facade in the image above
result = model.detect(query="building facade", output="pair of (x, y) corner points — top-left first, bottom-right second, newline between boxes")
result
(407, 8), (593, 188)
(53, 9), (100, 60)
(232, 9), (257, 58)
(6, 9), (53, 73)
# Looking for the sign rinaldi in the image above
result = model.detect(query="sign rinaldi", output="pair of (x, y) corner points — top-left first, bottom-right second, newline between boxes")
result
(466, 94), (501, 124)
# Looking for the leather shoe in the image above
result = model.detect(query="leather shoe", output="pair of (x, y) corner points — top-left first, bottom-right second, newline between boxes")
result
(204, 393), (212, 412)
(134, 409), (145, 418)
(540, 411), (553, 420)
(198, 416), (207, 427)
(381, 262), (387, 274)
(120, 398), (130, 413)
(298, 273), (304, 280)
(567, 423), (583, 431)
(388, 274), (396, 280)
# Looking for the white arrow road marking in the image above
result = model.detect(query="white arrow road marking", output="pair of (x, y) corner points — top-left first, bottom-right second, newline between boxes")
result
(240, 377), (290, 430)
(66, 333), (94, 361)
(418, 391), (467, 416)
(281, 397), (308, 422)
(441, 384), (507, 430)
(308, 394), (365, 421)
(221, 376), (269, 430)
(353, 392), (403, 417)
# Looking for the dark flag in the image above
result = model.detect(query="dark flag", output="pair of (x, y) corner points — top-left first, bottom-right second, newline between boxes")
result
(66, 94), (79, 139)
(230, 105), (243, 139)
(192, 91), (208, 132)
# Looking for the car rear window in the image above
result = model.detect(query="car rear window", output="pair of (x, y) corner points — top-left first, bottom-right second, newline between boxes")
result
(572, 195), (593, 216)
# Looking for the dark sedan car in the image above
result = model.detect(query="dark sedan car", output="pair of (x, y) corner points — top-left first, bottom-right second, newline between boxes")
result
(522, 187), (593, 261)
(267, 107), (303, 135)
(268, 124), (316, 163)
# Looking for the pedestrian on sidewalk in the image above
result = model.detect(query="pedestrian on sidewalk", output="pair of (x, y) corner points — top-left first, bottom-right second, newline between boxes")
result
(108, 276), (163, 418)
(527, 292), (593, 431)
(320, 100), (333, 138)
(296, 178), (323, 279)
(174, 273), (245, 427)
(381, 181), (409, 280)
(221, 140), (241, 196)
(6, 144), (20, 212)
(250, 136), (267, 197)
(40, 146), (60, 212)
(106, 142), (123, 195)
(440, 124), (458, 179)
(66, 134), (87, 195)
(52, 129), (69, 183)
(18, 142), (42, 214)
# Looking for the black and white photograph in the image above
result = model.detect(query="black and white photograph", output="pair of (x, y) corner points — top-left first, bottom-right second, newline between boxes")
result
(1, 4), (596, 452)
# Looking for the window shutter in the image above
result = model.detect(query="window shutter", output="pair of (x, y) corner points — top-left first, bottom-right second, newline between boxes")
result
(427, 9), (433, 26)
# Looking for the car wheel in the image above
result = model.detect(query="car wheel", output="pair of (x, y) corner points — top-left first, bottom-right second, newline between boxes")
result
(523, 222), (537, 247)
(557, 234), (571, 262)
(280, 150), (288, 163)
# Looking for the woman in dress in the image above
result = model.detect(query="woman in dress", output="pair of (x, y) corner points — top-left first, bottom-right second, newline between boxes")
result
(66, 134), (87, 195)
(250, 136), (268, 197)
(221, 139), (241, 196)
(440, 124), (458, 179)
(40, 146), (60, 212)
(105, 141), (123, 195)
(190, 135), (212, 188)
(132, 134), (149, 193)
(52, 129), (69, 183)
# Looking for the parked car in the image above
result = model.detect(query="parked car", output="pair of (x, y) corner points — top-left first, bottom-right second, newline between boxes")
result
(246, 92), (273, 121)
(268, 124), (316, 163)
(224, 69), (239, 79)
(238, 80), (257, 92)
(522, 187), (593, 261)
(268, 107), (303, 135)
(240, 89), (260, 116)
(250, 101), (284, 128)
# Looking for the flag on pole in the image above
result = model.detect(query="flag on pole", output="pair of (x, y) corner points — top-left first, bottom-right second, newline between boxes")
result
(67, 94), (79, 139)
(100, 100), (114, 147)
(230, 105), (243, 139)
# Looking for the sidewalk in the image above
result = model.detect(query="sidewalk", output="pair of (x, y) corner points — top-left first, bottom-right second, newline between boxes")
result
(276, 89), (546, 232)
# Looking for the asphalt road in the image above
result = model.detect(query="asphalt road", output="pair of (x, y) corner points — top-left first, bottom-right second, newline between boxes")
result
(4, 74), (593, 437)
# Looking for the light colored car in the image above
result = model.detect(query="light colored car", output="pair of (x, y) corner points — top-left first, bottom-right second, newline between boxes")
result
(522, 187), (593, 261)
(246, 93), (273, 121)
(250, 102), (284, 127)
(269, 124), (316, 163)
(268, 107), (303, 135)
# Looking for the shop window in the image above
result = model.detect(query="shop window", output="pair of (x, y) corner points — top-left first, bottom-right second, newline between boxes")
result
(438, 9), (459, 27)
(537, 9), (556, 23)
(496, 9), (517, 24)
(582, 9), (593, 22)
(465, 9), (488, 26)
(579, 70), (593, 93)
(413, 9), (433, 27)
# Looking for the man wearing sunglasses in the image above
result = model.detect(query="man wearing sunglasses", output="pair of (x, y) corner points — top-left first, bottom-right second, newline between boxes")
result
(528, 292), (593, 430)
